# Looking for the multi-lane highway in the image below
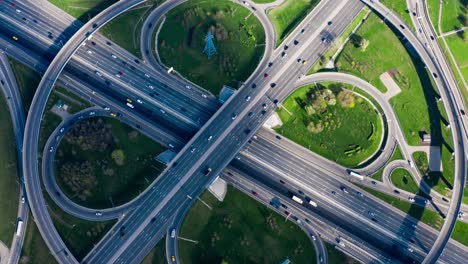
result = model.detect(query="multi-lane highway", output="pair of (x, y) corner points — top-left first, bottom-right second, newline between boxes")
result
(0, 0), (462, 262)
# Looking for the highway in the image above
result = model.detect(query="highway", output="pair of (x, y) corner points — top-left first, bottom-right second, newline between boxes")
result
(21, 1), (147, 263)
(1, 0), (464, 262)
(82, 1), (367, 263)
(0, 52), (28, 264)
(362, 1), (466, 262)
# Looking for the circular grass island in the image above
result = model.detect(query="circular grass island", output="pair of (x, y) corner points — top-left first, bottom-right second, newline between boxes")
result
(54, 117), (166, 209)
(157, 0), (266, 95)
(274, 82), (384, 167)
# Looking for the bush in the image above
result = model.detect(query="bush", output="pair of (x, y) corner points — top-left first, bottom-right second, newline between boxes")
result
(111, 149), (126, 166)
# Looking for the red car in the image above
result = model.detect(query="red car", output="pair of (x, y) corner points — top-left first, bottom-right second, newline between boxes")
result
(264, 73), (269, 78)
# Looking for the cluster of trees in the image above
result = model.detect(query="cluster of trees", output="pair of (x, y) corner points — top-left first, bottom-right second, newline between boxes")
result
(60, 161), (97, 201)
(64, 118), (113, 152)
(350, 34), (369, 51)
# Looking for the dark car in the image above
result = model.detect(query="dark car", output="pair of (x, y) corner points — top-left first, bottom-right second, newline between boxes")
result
(270, 83), (276, 88)
(252, 83), (257, 88)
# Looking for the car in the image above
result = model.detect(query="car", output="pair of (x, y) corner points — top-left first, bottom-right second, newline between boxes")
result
(327, 21), (333, 26)
(248, 111), (253, 117)
(148, 85), (154, 90)
(137, 99), (143, 104)
(407, 247), (414, 253)
(281, 51), (287, 58)
(134, 59), (140, 64)
(148, 23), (153, 28)
(368, 211), (375, 216)
(459, 212), (465, 219)
(400, 24), (405, 30)
(264, 73), (269, 78)
(60, 128), (65, 133)
(262, 103), (267, 109)
(268, 62), (273, 67)
(49, 146), (54, 152)
(461, 109), (466, 115)
(103, 107), (110, 111)
(301, 28), (305, 34)
(340, 186), (348, 193)
(284, 45), (289, 50)
(371, 181), (377, 185)
(293, 40), (299, 45)
(245, 96), (251, 101)
(311, 234), (316, 241)
(279, 179), (285, 185)
(319, 255), (323, 263)
(91, 41), (96, 45)
(150, 217), (156, 223)
(430, 35), (435, 40)
(185, 85), (191, 89)
(201, 94), (207, 98)
(207, 135), (213, 141)
(231, 113), (237, 120)
(270, 83), (276, 88)
(115, 73), (122, 78)
(371, 217), (378, 222)
(331, 191), (336, 195)
(252, 190), (258, 196)
(171, 229), (176, 238)
(160, 109), (166, 114)
(442, 197), (449, 202)
(281, 203), (288, 209)
(21, 196), (25, 203)
(111, 54), (117, 59)
(96, 211), (102, 216)
(89, 111), (95, 116)
(302, 60), (308, 65)
(251, 83), (257, 88)
(110, 113), (117, 117)
(432, 72), (438, 78)
(411, 223), (417, 228)
(126, 98), (132, 103)
(394, 189), (400, 194)
(298, 190), (304, 195)
(12, 36), (18, 41)
(16, 9), (21, 13)
(172, 256), (176, 262)
(190, 147), (196, 153)
(356, 191), (363, 197)
(105, 80), (111, 85)
(87, 50), (93, 54)
(275, 135), (281, 140)
(145, 73), (150, 78)
(126, 103), (135, 109)
(95, 71), (102, 77)
(408, 197), (415, 202)
(321, 37), (327, 43)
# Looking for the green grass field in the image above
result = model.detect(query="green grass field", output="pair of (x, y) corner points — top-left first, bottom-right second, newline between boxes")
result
(140, 238), (166, 264)
(371, 145), (404, 181)
(100, 1), (163, 58)
(444, 34), (468, 84)
(360, 186), (468, 246)
(380, 0), (415, 31)
(267, 0), (320, 46)
(308, 7), (369, 74)
(440, 0), (467, 33)
(275, 82), (383, 167)
(336, 13), (442, 146)
(49, 0), (117, 23)
(20, 217), (58, 264)
(390, 168), (420, 194)
(326, 243), (359, 264)
(179, 186), (315, 263)
(252, 0), (276, 3)
(427, 0), (441, 32)
(158, 0), (265, 95)
(0, 98), (20, 248)
(55, 117), (166, 209)
(8, 58), (41, 111)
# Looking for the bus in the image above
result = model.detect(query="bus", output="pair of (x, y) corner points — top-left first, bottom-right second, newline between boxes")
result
(349, 170), (364, 180)
(16, 220), (23, 236)
(292, 195), (303, 204)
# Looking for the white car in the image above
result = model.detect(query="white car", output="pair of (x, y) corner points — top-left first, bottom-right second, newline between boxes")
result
(49, 146), (54, 152)
(145, 73), (150, 78)
(87, 50), (93, 54)
(160, 109), (166, 114)
(185, 85), (191, 89)
(408, 197), (415, 202)
(59, 128), (65, 133)
(137, 99), (143, 104)
(201, 94), (207, 98)
(21, 196), (25, 203)
(96, 211), (102, 216)
(16, 9), (21, 13)
(89, 111), (95, 116)
(104, 107), (110, 111)
(171, 229), (176, 238)
(111, 54), (117, 59)
(95, 71), (102, 77)
(149, 85), (154, 90)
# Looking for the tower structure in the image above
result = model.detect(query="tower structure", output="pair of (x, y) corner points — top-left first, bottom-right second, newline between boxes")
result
(203, 31), (217, 59)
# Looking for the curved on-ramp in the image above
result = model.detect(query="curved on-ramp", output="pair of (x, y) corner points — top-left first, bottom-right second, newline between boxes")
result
(22, 1), (147, 263)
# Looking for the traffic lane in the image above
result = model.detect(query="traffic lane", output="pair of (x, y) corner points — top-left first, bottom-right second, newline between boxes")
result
(224, 168), (399, 264)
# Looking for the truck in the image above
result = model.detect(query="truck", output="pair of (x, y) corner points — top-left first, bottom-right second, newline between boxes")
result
(204, 168), (212, 176)
(348, 170), (364, 180)
(16, 220), (23, 236)
(308, 200), (318, 207)
(292, 195), (303, 204)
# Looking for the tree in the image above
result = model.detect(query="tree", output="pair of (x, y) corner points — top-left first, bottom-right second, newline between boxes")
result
(350, 34), (364, 48)
(111, 149), (126, 166)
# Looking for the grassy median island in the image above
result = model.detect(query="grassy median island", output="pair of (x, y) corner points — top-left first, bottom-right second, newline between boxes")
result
(55, 117), (166, 209)
(444, 34), (468, 83)
(49, 0), (117, 23)
(390, 168), (420, 194)
(440, 0), (467, 33)
(380, 0), (414, 30)
(274, 82), (383, 167)
(158, 0), (265, 94)
(0, 99), (20, 247)
(268, 0), (320, 46)
(179, 186), (315, 263)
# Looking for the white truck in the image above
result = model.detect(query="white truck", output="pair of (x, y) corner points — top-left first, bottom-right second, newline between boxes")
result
(308, 200), (318, 207)
(292, 195), (303, 204)
(349, 170), (364, 180)
(16, 220), (23, 236)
